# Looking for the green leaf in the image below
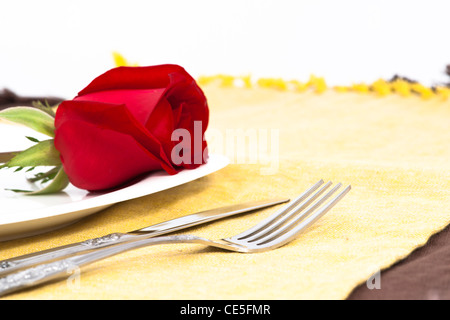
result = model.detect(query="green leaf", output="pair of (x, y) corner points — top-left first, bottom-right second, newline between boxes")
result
(31, 100), (57, 118)
(5, 188), (34, 193)
(0, 106), (55, 137)
(28, 166), (59, 182)
(28, 166), (69, 195)
(26, 136), (40, 143)
(2, 139), (61, 168)
(8, 166), (70, 195)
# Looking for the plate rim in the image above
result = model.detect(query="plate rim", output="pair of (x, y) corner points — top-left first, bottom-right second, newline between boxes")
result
(0, 153), (229, 227)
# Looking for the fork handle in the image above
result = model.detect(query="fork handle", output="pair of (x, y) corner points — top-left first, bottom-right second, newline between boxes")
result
(0, 232), (146, 276)
(0, 235), (201, 297)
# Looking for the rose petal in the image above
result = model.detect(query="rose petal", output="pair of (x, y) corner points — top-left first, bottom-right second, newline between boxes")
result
(77, 65), (187, 96)
(55, 100), (176, 174)
(74, 88), (166, 127)
(55, 119), (162, 191)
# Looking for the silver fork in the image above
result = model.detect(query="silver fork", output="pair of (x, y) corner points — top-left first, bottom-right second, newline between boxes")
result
(0, 180), (350, 296)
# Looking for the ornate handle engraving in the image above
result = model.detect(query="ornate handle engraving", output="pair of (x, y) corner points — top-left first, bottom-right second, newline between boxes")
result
(0, 260), (73, 295)
(0, 261), (16, 270)
(80, 233), (123, 247)
(0, 233), (130, 275)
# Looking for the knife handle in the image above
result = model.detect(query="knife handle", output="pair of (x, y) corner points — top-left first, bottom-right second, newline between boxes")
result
(0, 232), (141, 276)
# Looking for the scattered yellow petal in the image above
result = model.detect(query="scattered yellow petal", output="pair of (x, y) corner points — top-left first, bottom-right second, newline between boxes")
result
(112, 52), (128, 67)
(435, 86), (450, 100)
(308, 75), (327, 93)
(371, 79), (391, 96)
(411, 83), (434, 100)
(218, 74), (235, 87)
(256, 78), (288, 91)
(112, 52), (138, 67)
(240, 75), (253, 88)
(256, 78), (269, 88)
(197, 75), (217, 86)
(391, 80), (411, 97)
(306, 74), (318, 86)
(333, 86), (350, 93)
(272, 78), (288, 91)
(288, 80), (308, 92)
(351, 83), (370, 94)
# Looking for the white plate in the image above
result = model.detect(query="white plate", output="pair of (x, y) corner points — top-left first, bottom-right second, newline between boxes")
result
(0, 123), (229, 241)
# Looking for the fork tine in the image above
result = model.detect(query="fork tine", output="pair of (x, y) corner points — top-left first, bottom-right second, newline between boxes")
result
(229, 179), (325, 241)
(240, 181), (333, 242)
(244, 182), (343, 244)
(255, 184), (351, 249)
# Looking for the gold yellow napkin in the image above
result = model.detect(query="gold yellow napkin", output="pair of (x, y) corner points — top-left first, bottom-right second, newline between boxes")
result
(1, 83), (449, 299)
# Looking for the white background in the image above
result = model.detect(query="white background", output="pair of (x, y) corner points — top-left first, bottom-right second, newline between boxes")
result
(1, 0), (449, 98)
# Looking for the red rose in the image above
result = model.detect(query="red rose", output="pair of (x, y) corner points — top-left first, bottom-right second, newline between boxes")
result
(54, 65), (209, 191)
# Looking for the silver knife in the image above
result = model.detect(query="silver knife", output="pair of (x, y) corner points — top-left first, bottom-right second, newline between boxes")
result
(0, 198), (289, 275)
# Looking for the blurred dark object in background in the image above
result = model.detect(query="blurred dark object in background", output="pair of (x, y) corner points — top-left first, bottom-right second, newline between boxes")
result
(0, 88), (64, 110)
(388, 74), (418, 84)
(446, 65), (450, 87)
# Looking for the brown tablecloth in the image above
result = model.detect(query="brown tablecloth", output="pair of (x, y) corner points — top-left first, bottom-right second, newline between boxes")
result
(348, 223), (450, 300)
